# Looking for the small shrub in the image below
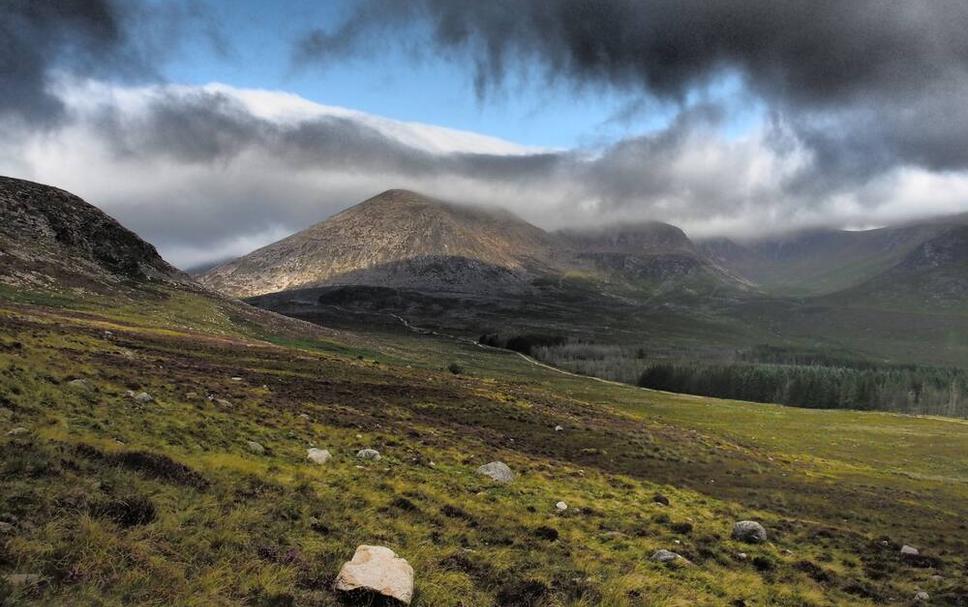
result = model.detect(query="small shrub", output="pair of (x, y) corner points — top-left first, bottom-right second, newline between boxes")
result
(495, 579), (549, 607)
(90, 494), (157, 528)
(447, 362), (464, 375)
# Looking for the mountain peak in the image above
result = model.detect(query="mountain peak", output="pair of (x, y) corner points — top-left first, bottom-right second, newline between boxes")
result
(198, 190), (557, 297)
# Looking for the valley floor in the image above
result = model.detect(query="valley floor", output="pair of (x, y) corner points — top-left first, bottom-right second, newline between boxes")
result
(0, 288), (965, 606)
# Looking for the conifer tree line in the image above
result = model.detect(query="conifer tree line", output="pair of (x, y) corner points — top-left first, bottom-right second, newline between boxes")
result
(483, 335), (968, 418)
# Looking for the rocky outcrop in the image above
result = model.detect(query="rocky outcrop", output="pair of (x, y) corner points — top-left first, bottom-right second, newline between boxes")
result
(0, 176), (185, 289)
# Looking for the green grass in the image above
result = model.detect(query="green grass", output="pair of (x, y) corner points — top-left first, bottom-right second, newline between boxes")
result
(0, 289), (966, 606)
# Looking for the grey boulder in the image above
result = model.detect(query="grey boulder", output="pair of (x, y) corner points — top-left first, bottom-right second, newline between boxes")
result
(476, 461), (514, 484)
(357, 448), (381, 461)
(732, 520), (768, 544)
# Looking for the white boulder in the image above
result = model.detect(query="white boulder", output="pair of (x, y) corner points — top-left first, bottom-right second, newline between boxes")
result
(334, 545), (414, 605)
(307, 448), (332, 465)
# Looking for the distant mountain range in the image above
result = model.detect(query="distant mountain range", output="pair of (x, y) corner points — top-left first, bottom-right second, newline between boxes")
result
(2, 176), (965, 372)
(198, 188), (968, 309)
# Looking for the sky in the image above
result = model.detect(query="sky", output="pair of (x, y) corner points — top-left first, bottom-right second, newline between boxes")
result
(2, 0), (968, 268)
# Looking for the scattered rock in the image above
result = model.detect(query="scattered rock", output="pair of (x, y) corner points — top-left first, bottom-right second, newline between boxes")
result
(67, 378), (88, 389)
(216, 398), (233, 408)
(732, 520), (768, 544)
(914, 591), (929, 602)
(185, 392), (198, 399)
(133, 392), (153, 404)
(476, 461), (514, 484)
(298, 413), (310, 420)
(246, 440), (265, 455)
(554, 425), (564, 432)
(334, 545), (414, 605)
(555, 501), (568, 512)
(357, 448), (381, 461)
(736, 552), (748, 560)
(231, 377), (242, 381)
(651, 549), (682, 563)
(307, 448), (331, 465)
(900, 545), (919, 557)
(6, 427), (28, 436)
(652, 493), (670, 506)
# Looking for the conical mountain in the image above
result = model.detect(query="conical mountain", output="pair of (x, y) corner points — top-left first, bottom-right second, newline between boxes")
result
(198, 189), (560, 297)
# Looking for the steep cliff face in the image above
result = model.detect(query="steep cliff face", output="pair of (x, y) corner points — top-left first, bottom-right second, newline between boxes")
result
(0, 176), (185, 290)
(198, 189), (561, 297)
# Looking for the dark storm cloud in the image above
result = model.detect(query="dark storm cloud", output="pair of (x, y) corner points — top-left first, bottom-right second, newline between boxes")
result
(0, 0), (217, 126)
(296, 0), (968, 180)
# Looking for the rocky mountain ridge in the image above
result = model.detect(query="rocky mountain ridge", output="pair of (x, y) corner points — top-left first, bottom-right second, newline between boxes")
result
(0, 176), (187, 291)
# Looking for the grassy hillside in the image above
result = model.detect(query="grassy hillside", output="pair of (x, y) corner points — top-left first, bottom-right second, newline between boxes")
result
(1, 287), (966, 606)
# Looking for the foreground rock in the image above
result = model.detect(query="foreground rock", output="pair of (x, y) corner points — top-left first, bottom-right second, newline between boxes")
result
(334, 545), (414, 605)
(476, 461), (514, 484)
(246, 440), (265, 455)
(732, 520), (768, 544)
(307, 448), (332, 465)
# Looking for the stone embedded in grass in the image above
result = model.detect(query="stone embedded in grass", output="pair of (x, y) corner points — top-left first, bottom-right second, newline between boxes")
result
(651, 549), (683, 563)
(246, 440), (265, 455)
(67, 378), (89, 389)
(334, 545), (414, 605)
(132, 392), (153, 404)
(554, 425), (564, 432)
(357, 448), (381, 460)
(6, 427), (28, 436)
(732, 520), (768, 544)
(555, 501), (568, 512)
(476, 461), (514, 484)
(914, 591), (930, 601)
(307, 448), (331, 465)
